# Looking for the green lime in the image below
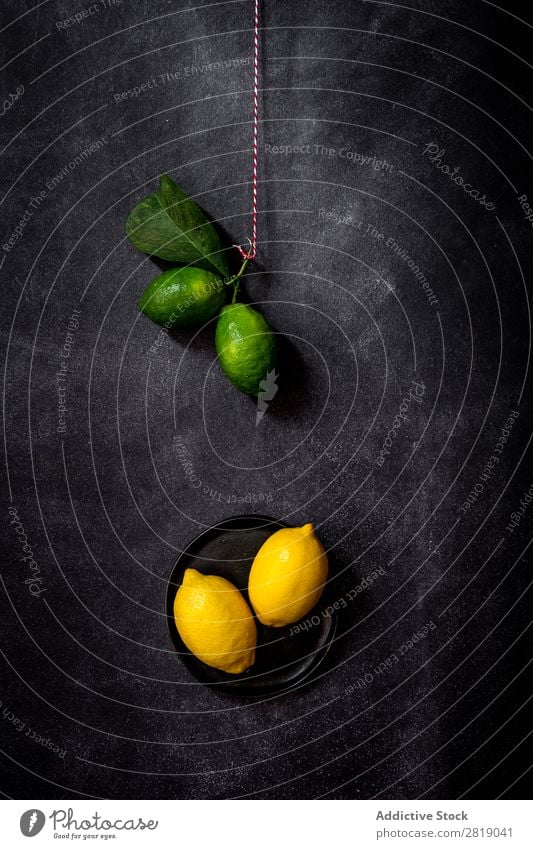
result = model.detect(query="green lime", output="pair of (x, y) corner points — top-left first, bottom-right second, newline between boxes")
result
(138, 267), (226, 328)
(215, 303), (277, 395)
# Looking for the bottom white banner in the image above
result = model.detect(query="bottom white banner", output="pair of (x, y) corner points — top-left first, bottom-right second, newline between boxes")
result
(1, 799), (530, 847)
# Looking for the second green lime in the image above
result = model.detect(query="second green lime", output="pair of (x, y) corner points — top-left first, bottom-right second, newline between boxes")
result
(138, 267), (226, 328)
(215, 303), (277, 396)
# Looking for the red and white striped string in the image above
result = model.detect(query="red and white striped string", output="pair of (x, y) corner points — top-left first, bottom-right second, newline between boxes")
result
(235, 0), (260, 261)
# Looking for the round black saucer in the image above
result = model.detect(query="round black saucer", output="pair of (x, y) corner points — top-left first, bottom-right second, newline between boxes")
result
(166, 514), (336, 698)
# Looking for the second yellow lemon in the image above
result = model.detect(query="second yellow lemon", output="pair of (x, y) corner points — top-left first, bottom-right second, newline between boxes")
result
(174, 569), (257, 674)
(248, 523), (328, 627)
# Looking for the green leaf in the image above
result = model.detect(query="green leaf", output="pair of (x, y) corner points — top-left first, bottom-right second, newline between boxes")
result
(125, 176), (229, 277)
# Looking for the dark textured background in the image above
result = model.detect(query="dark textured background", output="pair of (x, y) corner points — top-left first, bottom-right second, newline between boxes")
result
(0, 0), (532, 799)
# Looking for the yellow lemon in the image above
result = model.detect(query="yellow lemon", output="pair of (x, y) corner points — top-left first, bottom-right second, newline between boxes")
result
(173, 569), (257, 674)
(248, 523), (328, 627)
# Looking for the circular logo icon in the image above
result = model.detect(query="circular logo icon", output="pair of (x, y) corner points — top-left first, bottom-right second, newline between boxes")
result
(20, 810), (45, 837)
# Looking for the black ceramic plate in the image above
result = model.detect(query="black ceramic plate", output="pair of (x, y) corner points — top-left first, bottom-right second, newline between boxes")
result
(166, 514), (336, 698)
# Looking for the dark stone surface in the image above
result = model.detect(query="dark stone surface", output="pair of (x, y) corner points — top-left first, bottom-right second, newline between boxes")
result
(0, 0), (532, 799)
